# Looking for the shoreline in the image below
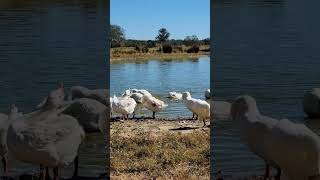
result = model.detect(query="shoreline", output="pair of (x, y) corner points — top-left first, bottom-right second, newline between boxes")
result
(110, 118), (210, 179)
(110, 52), (210, 63)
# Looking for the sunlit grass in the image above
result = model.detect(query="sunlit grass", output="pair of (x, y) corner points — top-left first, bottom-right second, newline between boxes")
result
(110, 45), (210, 63)
(110, 129), (210, 179)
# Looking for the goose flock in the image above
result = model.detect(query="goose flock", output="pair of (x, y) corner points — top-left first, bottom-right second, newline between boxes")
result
(229, 91), (320, 180)
(0, 84), (210, 178)
(110, 89), (211, 126)
(0, 83), (108, 179)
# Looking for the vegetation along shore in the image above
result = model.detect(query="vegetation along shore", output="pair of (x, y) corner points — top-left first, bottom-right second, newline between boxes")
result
(110, 25), (210, 63)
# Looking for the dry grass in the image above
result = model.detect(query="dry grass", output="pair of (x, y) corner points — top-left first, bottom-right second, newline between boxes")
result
(110, 45), (210, 63)
(110, 120), (210, 180)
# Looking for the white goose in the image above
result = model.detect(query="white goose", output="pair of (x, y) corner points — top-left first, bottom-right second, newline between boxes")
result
(0, 112), (8, 173)
(110, 97), (114, 116)
(130, 93), (144, 103)
(111, 94), (137, 120)
(0, 105), (22, 174)
(130, 89), (152, 97)
(231, 95), (280, 179)
(168, 92), (183, 100)
(68, 86), (109, 106)
(7, 84), (85, 179)
(62, 98), (107, 133)
(141, 94), (168, 119)
(213, 101), (231, 116)
(98, 108), (108, 135)
(122, 89), (152, 104)
(231, 95), (320, 180)
(303, 88), (320, 118)
(205, 89), (210, 99)
(182, 92), (210, 127)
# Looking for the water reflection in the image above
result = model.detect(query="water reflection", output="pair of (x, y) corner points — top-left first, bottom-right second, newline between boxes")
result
(0, 0), (107, 178)
(110, 57), (210, 118)
(213, 0), (320, 177)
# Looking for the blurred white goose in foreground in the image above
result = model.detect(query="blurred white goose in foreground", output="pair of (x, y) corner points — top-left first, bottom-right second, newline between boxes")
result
(213, 101), (231, 116)
(141, 94), (167, 119)
(112, 94), (137, 120)
(303, 88), (320, 118)
(7, 84), (85, 179)
(231, 95), (280, 179)
(99, 108), (108, 135)
(205, 89), (210, 99)
(231, 95), (320, 180)
(168, 92), (182, 100)
(62, 98), (107, 133)
(0, 112), (8, 173)
(68, 86), (109, 105)
(182, 92), (210, 127)
(110, 97), (114, 116)
(0, 106), (22, 174)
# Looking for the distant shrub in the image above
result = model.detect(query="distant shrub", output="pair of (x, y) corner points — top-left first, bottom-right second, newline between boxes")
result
(135, 45), (149, 53)
(142, 46), (149, 53)
(146, 40), (156, 48)
(162, 44), (173, 53)
(135, 45), (141, 52)
(173, 46), (183, 53)
(187, 45), (199, 53)
(201, 47), (210, 52)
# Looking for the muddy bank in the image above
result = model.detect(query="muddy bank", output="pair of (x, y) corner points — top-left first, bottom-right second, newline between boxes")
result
(111, 117), (210, 135)
(110, 53), (209, 63)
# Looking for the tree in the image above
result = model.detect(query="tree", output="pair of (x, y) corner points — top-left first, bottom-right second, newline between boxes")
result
(155, 28), (170, 43)
(202, 37), (210, 45)
(111, 24), (125, 48)
(184, 35), (199, 46)
(155, 28), (170, 52)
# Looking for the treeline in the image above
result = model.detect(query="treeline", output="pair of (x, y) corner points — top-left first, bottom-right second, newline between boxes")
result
(111, 24), (210, 53)
(123, 38), (210, 48)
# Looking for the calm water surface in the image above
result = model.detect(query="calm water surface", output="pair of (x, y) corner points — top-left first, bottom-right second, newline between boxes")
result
(213, 0), (320, 177)
(0, 1), (107, 177)
(110, 57), (210, 118)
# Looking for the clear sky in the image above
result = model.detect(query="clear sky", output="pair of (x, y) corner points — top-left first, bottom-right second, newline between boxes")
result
(111, 0), (210, 40)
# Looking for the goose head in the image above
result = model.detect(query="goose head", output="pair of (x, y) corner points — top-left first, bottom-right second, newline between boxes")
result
(122, 90), (131, 97)
(10, 104), (18, 114)
(231, 95), (259, 120)
(42, 82), (65, 110)
(9, 104), (22, 120)
(182, 92), (191, 100)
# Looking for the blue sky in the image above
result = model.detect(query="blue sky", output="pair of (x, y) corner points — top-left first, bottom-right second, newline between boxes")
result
(111, 0), (210, 40)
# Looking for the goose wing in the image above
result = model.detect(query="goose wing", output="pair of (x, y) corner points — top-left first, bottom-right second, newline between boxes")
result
(8, 114), (84, 167)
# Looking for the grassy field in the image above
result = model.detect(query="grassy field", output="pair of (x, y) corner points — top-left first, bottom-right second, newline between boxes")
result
(110, 119), (210, 180)
(110, 45), (210, 63)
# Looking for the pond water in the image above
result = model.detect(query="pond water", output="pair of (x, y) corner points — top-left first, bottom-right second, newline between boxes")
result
(212, 0), (320, 177)
(0, 0), (107, 178)
(110, 57), (210, 118)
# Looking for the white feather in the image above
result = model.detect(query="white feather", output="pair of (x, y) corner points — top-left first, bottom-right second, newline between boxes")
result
(7, 86), (84, 168)
(231, 95), (320, 180)
(182, 92), (210, 121)
(141, 94), (167, 113)
(112, 95), (137, 116)
(168, 92), (182, 100)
